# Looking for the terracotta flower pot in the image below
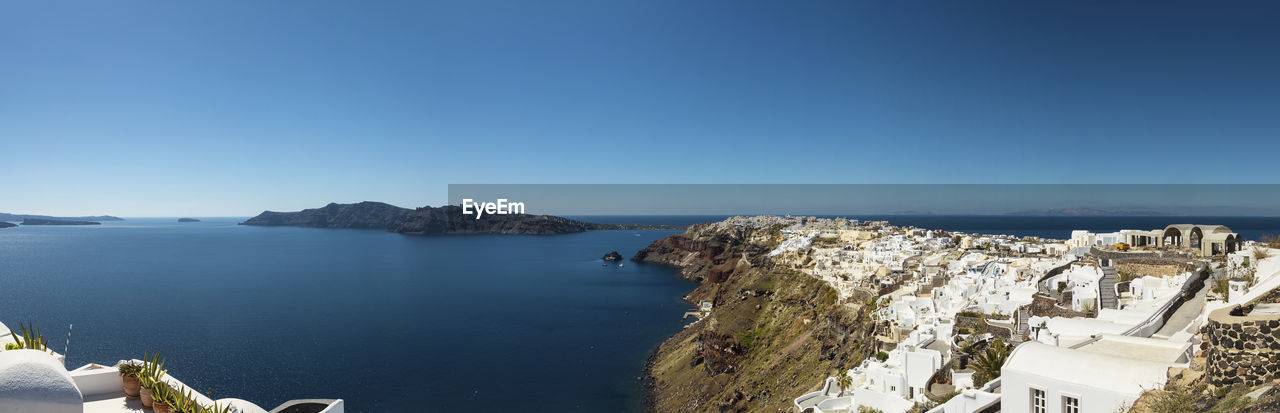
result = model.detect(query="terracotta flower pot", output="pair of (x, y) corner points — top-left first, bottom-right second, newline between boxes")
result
(140, 387), (154, 408)
(153, 401), (171, 413)
(122, 376), (141, 398)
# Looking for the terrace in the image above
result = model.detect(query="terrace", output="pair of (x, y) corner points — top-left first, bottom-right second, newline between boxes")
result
(0, 321), (344, 413)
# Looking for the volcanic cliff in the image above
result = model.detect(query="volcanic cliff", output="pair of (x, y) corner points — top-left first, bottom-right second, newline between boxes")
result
(634, 222), (880, 412)
(240, 201), (409, 230)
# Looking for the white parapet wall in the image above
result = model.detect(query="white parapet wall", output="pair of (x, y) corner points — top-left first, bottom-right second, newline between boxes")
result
(320, 400), (345, 413)
(69, 363), (122, 399)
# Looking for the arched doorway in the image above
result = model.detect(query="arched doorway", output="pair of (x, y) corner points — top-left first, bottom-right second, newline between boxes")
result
(1189, 227), (1203, 249)
(1163, 227), (1182, 247)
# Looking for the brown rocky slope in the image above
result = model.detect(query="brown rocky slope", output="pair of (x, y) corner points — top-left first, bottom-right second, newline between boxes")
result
(634, 222), (879, 412)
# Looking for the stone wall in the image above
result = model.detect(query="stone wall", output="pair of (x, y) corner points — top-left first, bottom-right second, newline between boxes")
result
(1205, 306), (1280, 388)
(1026, 294), (1087, 318)
(1089, 247), (1196, 261)
(1116, 261), (1197, 278)
(985, 322), (1013, 341)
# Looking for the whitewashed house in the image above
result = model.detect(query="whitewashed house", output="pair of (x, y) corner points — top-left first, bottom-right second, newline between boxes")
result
(1001, 335), (1191, 413)
(1042, 265), (1103, 312)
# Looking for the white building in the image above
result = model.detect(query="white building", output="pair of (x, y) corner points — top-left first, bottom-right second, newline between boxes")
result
(927, 388), (1001, 413)
(1042, 264), (1103, 313)
(1001, 335), (1191, 413)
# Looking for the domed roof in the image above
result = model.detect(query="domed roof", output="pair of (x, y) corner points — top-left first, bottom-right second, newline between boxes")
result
(215, 398), (268, 413)
(0, 349), (82, 413)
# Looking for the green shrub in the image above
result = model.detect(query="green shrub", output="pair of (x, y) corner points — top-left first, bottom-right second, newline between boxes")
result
(1212, 278), (1230, 296)
(117, 361), (143, 378)
(1208, 385), (1253, 413)
(736, 330), (757, 351)
(1143, 387), (1197, 413)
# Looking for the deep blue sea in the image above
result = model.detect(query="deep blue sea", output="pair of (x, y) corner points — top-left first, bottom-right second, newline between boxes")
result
(0, 219), (692, 412)
(2, 215), (1277, 412)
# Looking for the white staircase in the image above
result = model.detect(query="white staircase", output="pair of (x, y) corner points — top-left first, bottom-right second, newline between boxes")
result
(1099, 266), (1118, 310)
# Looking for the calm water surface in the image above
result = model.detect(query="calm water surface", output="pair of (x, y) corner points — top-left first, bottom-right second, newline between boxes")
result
(0, 218), (693, 412)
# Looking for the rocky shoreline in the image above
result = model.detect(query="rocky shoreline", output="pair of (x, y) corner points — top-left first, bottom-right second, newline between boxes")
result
(631, 221), (878, 412)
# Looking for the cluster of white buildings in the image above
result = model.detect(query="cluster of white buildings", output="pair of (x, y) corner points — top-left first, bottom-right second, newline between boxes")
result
(767, 217), (1072, 304)
(789, 218), (1279, 413)
(798, 252), (1065, 413)
(788, 219), (1069, 413)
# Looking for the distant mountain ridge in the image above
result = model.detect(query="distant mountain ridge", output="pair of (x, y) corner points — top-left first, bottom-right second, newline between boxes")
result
(22, 218), (101, 225)
(0, 213), (123, 222)
(1005, 207), (1179, 216)
(239, 202), (410, 230)
(240, 201), (682, 234)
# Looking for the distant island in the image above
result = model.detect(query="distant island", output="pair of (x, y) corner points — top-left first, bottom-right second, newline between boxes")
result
(240, 201), (684, 235)
(0, 222), (15, 229)
(0, 213), (123, 221)
(1005, 207), (1179, 216)
(22, 218), (101, 226)
(177, 218), (201, 222)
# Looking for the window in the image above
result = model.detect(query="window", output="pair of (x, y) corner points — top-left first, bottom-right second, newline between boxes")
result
(1030, 388), (1046, 413)
(1063, 395), (1080, 413)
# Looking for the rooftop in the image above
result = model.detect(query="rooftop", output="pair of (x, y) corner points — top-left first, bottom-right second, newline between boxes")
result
(1072, 334), (1192, 364)
(1004, 339), (1178, 395)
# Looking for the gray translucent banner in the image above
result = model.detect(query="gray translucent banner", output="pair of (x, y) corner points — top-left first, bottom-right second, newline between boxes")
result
(447, 184), (1280, 216)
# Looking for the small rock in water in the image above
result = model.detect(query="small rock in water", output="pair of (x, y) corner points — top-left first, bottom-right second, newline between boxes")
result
(602, 251), (623, 261)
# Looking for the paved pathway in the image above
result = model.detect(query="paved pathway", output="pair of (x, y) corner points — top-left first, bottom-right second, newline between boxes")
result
(1153, 281), (1209, 338)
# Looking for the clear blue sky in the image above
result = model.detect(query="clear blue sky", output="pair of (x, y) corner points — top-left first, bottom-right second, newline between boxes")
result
(3, 1), (1278, 216)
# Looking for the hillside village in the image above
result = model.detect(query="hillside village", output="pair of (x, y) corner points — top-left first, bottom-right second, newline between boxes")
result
(694, 216), (1273, 413)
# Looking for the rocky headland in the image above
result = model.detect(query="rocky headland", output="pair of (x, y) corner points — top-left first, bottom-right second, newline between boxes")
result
(633, 221), (878, 412)
(0, 222), (16, 229)
(22, 218), (101, 225)
(0, 213), (122, 221)
(240, 201), (683, 235)
(240, 201), (409, 230)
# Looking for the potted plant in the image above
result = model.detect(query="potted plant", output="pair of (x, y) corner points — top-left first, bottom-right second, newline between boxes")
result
(206, 402), (233, 413)
(7, 322), (49, 351)
(152, 382), (174, 413)
(169, 387), (199, 413)
(117, 361), (143, 398)
(139, 352), (166, 408)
